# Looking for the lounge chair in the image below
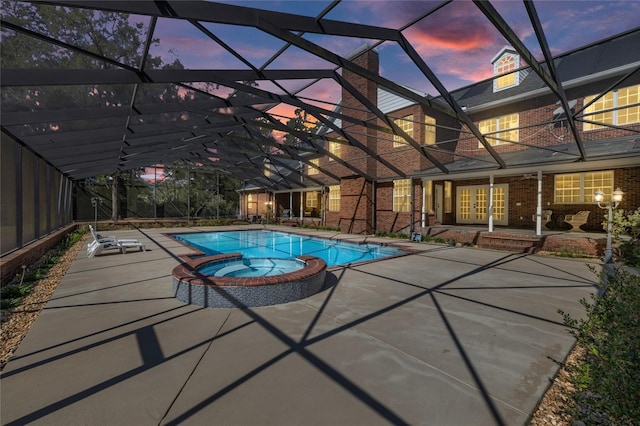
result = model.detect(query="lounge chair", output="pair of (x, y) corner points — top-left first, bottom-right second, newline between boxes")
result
(87, 225), (136, 254)
(87, 225), (145, 258)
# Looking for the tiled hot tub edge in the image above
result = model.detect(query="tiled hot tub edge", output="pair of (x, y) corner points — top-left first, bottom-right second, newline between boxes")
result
(172, 254), (327, 308)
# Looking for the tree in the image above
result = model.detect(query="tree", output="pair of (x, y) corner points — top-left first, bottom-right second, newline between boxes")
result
(1, 1), (194, 220)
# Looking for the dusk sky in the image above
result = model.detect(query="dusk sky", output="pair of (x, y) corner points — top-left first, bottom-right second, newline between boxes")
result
(143, 0), (640, 112)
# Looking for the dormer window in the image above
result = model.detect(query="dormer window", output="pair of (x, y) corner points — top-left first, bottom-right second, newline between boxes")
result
(496, 56), (516, 89)
(492, 47), (521, 92)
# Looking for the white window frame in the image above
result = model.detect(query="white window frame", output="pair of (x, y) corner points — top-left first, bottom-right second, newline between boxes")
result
(308, 158), (319, 175)
(328, 185), (340, 212)
(306, 191), (318, 208)
(393, 179), (411, 213)
(328, 141), (341, 161)
(424, 115), (436, 145)
(584, 84), (640, 131)
(393, 115), (414, 147)
(494, 54), (518, 91)
(478, 113), (519, 147)
(554, 170), (614, 204)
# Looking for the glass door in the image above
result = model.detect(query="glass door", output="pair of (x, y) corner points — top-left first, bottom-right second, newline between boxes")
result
(457, 185), (508, 225)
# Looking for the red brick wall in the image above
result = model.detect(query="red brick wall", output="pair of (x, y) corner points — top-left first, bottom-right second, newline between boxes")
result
(1, 224), (78, 285)
(340, 176), (373, 234)
(374, 179), (423, 234)
(456, 97), (640, 158)
(331, 49), (378, 179)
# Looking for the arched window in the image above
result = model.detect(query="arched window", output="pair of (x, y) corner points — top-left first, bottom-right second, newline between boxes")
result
(495, 55), (517, 90)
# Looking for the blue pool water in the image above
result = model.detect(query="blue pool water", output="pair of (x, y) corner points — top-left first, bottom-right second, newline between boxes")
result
(197, 258), (305, 277)
(172, 230), (406, 267)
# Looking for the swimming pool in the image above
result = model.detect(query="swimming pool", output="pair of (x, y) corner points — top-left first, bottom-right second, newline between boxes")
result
(171, 230), (406, 267)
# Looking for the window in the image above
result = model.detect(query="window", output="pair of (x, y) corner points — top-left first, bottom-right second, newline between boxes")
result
(328, 185), (340, 211)
(264, 161), (271, 177)
(393, 115), (413, 147)
(479, 113), (519, 146)
(306, 191), (318, 208)
(584, 84), (640, 130)
(424, 115), (436, 145)
(495, 55), (517, 90)
(424, 180), (433, 212)
(554, 171), (613, 203)
(444, 181), (452, 213)
(393, 179), (411, 212)
(328, 141), (341, 160)
(308, 158), (319, 175)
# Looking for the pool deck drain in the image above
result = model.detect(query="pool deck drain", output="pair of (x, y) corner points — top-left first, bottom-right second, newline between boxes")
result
(1, 225), (600, 426)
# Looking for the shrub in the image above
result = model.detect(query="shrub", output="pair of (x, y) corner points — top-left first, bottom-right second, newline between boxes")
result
(610, 208), (640, 267)
(556, 247), (590, 259)
(0, 284), (33, 309)
(559, 268), (640, 424)
(1, 227), (87, 311)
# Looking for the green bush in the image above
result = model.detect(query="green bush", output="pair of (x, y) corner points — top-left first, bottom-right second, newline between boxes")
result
(610, 208), (640, 267)
(374, 231), (410, 239)
(559, 268), (640, 424)
(0, 283), (33, 309)
(619, 239), (640, 267)
(1, 227), (87, 311)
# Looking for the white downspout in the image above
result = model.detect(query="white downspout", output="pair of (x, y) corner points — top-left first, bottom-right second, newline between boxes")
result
(536, 170), (543, 236)
(488, 174), (494, 233)
(421, 180), (426, 228)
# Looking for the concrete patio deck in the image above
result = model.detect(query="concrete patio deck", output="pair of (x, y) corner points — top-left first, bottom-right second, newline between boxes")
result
(1, 225), (601, 425)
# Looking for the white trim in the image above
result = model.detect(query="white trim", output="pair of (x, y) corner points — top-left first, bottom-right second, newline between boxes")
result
(417, 155), (640, 181)
(457, 184), (509, 226)
(466, 62), (640, 114)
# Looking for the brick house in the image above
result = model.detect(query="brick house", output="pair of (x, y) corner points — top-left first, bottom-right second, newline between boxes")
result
(240, 30), (640, 235)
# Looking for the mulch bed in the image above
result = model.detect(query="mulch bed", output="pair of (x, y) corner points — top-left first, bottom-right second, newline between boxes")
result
(0, 236), (87, 371)
(529, 346), (584, 425)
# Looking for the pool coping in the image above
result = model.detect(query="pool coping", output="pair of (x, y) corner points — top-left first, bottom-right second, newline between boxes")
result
(164, 228), (419, 271)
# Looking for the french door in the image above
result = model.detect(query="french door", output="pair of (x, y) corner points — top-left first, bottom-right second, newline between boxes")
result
(456, 184), (508, 225)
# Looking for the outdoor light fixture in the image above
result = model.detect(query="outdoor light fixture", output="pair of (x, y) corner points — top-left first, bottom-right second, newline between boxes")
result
(265, 201), (272, 224)
(91, 197), (103, 231)
(595, 188), (624, 263)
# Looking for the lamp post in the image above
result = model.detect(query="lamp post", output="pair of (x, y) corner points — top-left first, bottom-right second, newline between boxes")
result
(91, 197), (103, 231)
(594, 188), (624, 263)
(265, 201), (272, 225)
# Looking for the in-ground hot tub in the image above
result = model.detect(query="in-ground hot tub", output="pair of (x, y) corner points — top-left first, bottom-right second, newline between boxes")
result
(172, 253), (327, 308)
(198, 257), (305, 277)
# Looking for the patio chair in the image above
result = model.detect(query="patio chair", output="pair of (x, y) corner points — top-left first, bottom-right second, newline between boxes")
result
(531, 209), (553, 229)
(563, 210), (590, 232)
